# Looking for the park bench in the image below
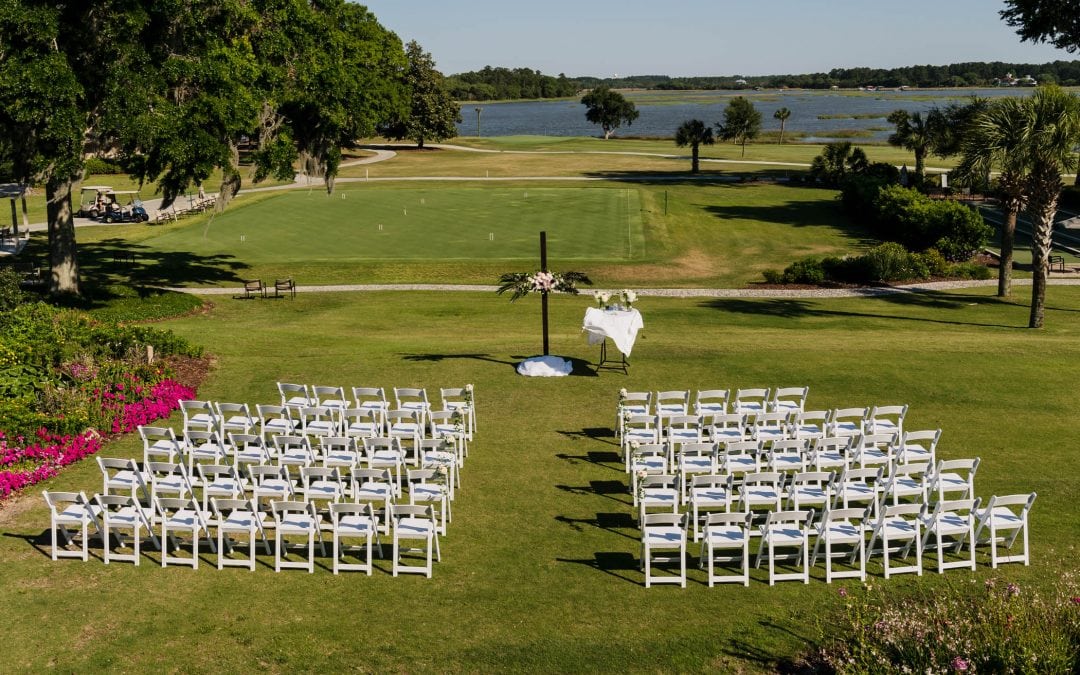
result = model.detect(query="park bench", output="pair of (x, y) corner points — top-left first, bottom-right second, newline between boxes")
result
(241, 279), (266, 299)
(1049, 255), (1066, 273)
(272, 278), (296, 299)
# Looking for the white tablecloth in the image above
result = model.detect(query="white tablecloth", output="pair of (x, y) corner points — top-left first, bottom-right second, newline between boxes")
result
(582, 307), (644, 356)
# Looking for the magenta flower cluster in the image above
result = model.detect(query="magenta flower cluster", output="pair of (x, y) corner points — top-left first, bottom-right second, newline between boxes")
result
(0, 378), (194, 500)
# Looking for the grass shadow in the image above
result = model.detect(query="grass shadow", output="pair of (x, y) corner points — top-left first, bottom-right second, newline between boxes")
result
(556, 427), (618, 446)
(555, 482), (631, 507)
(580, 170), (804, 185)
(3, 530), (55, 560)
(702, 290), (1021, 329)
(554, 551), (640, 584)
(703, 199), (876, 246)
(724, 619), (820, 674)
(554, 512), (637, 541)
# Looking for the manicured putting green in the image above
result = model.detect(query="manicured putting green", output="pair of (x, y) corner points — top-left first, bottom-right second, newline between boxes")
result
(142, 187), (645, 261)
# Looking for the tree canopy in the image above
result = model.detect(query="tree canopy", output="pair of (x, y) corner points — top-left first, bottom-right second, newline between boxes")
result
(1001, 1), (1080, 52)
(581, 87), (639, 139)
(716, 97), (762, 157)
(380, 41), (461, 149)
(0, 1), (409, 295)
(674, 119), (714, 173)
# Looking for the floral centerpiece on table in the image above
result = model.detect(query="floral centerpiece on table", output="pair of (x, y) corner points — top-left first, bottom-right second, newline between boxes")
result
(593, 291), (611, 308)
(621, 289), (638, 309)
(496, 270), (592, 301)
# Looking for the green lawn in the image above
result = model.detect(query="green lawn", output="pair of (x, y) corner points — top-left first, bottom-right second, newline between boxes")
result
(138, 187), (645, 262)
(1, 287), (1078, 672)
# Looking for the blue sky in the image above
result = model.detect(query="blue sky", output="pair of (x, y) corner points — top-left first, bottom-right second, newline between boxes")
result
(361, 0), (1075, 77)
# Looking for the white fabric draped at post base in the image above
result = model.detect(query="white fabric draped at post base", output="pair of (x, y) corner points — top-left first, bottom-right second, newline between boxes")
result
(583, 307), (644, 356)
(516, 355), (574, 377)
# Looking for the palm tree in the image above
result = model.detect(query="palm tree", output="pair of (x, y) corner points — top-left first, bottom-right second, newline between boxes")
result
(674, 119), (714, 173)
(774, 107), (791, 144)
(1023, 86), (1080, 328)
(953, 97), (1032, 297)
(887, 110), (936, 186)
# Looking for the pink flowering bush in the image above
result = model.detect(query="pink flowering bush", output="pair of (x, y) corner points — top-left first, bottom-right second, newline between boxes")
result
(0, 429), (103, 499)
(802, 575), (1080, 673)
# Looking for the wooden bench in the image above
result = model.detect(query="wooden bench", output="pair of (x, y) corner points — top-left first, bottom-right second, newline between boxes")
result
(273, 278), (296, 299)
(112, 251), (135, 266)
(241, 279), (265, 299)
(1049, 255), (1066, 273)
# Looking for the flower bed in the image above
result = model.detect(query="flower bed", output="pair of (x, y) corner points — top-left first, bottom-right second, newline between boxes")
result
(0, 378), (194, 500)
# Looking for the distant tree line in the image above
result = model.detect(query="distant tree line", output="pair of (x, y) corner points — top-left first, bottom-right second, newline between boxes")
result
(453, 60), (1080, 100)
(445, 67), (578, 100)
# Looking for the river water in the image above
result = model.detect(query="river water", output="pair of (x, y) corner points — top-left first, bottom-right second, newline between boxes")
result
(458, 88), (1033, 142)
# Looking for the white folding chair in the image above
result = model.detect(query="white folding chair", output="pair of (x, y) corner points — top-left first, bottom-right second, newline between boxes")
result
(867, 502), (923, 578)
(95, 494), (159, 565)
(921, 498), (979, 574)
(146, 462), (194, 517)
(869, 404), (907, 437)
(352, 387), (389, 433)
(342, 408), (382, 441)
(655, 390), (690, 426)
(665, 414), (704, 461)
(810, 506), (869, 582)
(693, 389), (729, 417)
(700, 511), (752, 587)
(228, 433), (275, 469)
(387, 409), (424, 465)
(928, 458), (979, 501)
(419, 438), (459, 496)
(617, 390), (652, 440)
(674, 442), (717, 501)
(808, 436), (851, 473)
(850, 432), (896, 471)
(708, 412), (748, 446)
(688, 474), (734, 542)
(271, 500), (325, 573)
(139, 425), (182, 463)
(638, 474), (680, 524)
(298, 405), (340, 438)
(363, 437), (406, 496)
(319, 436), (360, 474)
(300, 466), (345, 505)
(407, 468), (451, 535)
(278, 382), (315, 410)
(182, 429), (228, 481)
(771, 386), (808, 413)
(256, 403), (297, 439)
(720, 439), (762, 477)
(97, 456), (150, 502)
(792, 410), (830, 441)
(179, 399), (218, 434)
(440, 385), (476, 440)
(350, 469), (395, 534)
(785, 471), (834, 511)
(832, 467), (882, 517)
(622, 414), (660, 471)
(215, 402), (257, 437)
(733, 387), (770, 417)
(766, 438), (809, 474)
(641, 512), (687, 588)
(974, 493), (1036, 568)
(393, 387), (431, 426)
(755, 509), (814, 585)
(312, 385), (349, 411)
(197, 464), (247, 512)
(628, 443), (667, 507)
(42, 491), (102, 561)
(247, 464), (296, 509)
(210, 497), (270, 571)
(392, 504), (440, 578)
(329, 502), (383, 575)
(751, 411), (792, 445)
(273, 435), (316, 481)
(157, 496), (215, 569)
(830, 407), (868, 439)
(738, 471), (784, 513)
(897, 429), (941, 466)
(429, 409), (467, 459)
(880, 462), (929, 506)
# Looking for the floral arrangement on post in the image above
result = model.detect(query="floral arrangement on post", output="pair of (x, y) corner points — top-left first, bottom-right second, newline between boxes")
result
(496, 270), (592, 301)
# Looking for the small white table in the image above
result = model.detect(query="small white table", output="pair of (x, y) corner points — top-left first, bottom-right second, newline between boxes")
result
(582, 307), (644, 373)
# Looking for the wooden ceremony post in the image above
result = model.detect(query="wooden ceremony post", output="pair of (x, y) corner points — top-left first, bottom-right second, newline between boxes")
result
(540, 230), (549, 356)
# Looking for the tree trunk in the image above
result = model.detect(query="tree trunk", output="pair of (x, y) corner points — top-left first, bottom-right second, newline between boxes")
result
(691, 144), (699, 173)
(603, 128), (612, 140)
(417, 136), (425, 149)
(998, 204), (1018, 297)
(914, 149), (926, 186)
(46, 176), (80, 295)
(740, 137), (747, 158)
(1027, 168), (1063, 328)
(779, 121), (785, 145)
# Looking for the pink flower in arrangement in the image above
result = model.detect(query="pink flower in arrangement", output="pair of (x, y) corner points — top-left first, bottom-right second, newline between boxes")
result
(951, 656), (970, 672)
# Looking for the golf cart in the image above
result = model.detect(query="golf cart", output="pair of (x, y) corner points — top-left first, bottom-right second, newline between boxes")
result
(77, 186), (114, 219)
(101, 190), (149, 223)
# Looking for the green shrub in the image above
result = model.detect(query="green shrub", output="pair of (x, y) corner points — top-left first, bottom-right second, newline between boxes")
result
(865, 242), (917, 282)
(83, 156), (123, 175)
(762, 269), (784, 284)
(782, 258), (826, 284)
(0, 268), (26, 311)
(932, 201), (994, 261)
(916, 248), (950, 277)
(948, 261), (994, 280)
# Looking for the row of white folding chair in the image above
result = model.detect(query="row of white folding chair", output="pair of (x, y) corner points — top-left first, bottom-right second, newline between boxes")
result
(645, 491), (1034, 588)
(139, 428), (462, 488)
(42, 490), (440, 576)
(641, 460), (980, 541)
(277, 384), (476, 439)
(97, 456), (454, 534)
(620, 387), (811, 423)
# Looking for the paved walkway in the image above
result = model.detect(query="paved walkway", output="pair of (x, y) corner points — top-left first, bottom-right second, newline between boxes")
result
(166, 278), (1080, 299)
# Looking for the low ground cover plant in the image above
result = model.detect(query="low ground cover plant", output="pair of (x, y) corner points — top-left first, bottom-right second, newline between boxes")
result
(763, 243), (992, 285)
(0, 274), (202, 500)
(802, 574), (1080, 673)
